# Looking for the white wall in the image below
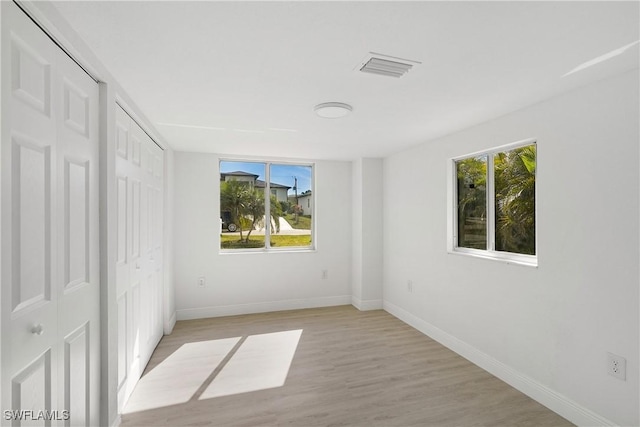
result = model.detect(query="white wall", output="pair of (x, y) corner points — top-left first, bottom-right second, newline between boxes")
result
(163, 149), (176, 333)
(352, 159), (363, 304)
(173, 153), (352, 318)
(383, 69), (639, 426)
(352, 158), (383, 310)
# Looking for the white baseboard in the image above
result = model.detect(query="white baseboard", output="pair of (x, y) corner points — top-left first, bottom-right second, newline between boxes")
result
(164, 311), (176, 335)
(351, 297), (383, 311)
(383, 301), (615, 427)
(176, 295), (351, 320)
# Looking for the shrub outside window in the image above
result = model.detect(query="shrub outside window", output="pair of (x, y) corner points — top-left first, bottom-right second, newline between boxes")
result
(454, 141), (536, 265)
(220, 160), (313, 251)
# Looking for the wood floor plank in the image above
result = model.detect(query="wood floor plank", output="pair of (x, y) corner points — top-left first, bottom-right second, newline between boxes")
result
(121, 306), (573, 427)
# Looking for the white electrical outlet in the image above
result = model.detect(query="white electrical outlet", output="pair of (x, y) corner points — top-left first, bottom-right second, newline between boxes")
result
(407, 280), (413, 293)
(607, 352), (626, 380)
(198, 276), (206, 288)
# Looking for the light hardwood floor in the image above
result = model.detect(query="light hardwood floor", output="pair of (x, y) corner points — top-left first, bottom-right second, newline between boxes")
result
(121, 306), (573, 427)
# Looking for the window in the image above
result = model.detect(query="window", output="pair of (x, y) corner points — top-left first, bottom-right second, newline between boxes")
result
(453, 141), (536, 264)
(220, 160), (313, 251)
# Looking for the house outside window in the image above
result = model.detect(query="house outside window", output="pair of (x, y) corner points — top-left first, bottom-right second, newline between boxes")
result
(296, 191), (313, 216)
(220, 160), (313, 251)
(452, 140), (536, 265)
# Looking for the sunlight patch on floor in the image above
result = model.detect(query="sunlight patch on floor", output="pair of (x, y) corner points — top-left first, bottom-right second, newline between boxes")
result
(199, 329), (303, 399)
(123, 337), (241, 413)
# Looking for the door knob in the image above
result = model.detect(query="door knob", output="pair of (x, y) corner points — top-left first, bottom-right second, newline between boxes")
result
(31, 324), (44, 335)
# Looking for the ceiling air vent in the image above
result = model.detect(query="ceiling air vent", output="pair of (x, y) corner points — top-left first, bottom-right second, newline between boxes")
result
(357, 53), (421, 78)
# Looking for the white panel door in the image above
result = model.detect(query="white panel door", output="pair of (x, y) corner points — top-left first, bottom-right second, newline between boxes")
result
(115, 106), (164, 412)
(1, 3), (100, 426)
(55, 35), (100, 427)
(115, 106), (133, 409)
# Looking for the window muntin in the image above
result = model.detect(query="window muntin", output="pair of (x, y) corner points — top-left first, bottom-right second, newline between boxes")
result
(454, 141), (536, 262)
(220, 161), (313, 251)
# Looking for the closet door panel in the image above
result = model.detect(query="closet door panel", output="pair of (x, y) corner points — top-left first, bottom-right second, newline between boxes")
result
(2, 3), (100, 425)
(115, 107), (164, 412)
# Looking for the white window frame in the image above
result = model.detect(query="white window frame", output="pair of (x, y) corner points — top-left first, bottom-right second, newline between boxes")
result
(449, 138), (537, 267)
(219, 159), (315, 253)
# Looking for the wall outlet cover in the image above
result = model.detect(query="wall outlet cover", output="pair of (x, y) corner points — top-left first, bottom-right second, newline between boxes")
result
(607, 352), (626, 380)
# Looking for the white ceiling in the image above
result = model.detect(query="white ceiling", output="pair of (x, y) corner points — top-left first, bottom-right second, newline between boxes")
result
(52, 1), (639, 161)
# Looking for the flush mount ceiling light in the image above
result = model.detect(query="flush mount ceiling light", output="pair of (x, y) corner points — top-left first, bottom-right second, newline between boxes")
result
(356, 52), (421, 78)
(314, 102), (353, 118)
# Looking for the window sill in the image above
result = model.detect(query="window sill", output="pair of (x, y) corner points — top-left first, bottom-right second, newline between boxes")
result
(220, 247), (317, 255)
(448, 249), (538, 268)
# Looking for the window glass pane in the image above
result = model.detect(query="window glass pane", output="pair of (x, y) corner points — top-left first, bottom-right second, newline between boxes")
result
(494, 144), (536, 255)
(456, 156), (487, 249)
(220, 161), (266, 249)
(269, 164), (312, 248)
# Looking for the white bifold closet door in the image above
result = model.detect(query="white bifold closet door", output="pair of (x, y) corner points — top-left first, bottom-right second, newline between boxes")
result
(1, 2), (100, 426)
(115, 105), (164, 411)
